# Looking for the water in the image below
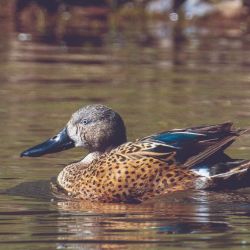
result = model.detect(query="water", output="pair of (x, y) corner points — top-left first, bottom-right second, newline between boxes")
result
(0, 6), (250, 250)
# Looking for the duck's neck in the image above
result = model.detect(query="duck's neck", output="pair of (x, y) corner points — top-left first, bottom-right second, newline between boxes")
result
(80, 152), (102, 164)
(80, 146), (115, 165)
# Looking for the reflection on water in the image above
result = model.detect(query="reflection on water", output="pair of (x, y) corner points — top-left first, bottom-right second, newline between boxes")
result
(0, 3), (250, 249)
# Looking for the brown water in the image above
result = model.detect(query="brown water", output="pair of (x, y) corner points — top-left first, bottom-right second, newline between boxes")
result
(0, 10), (250, 250)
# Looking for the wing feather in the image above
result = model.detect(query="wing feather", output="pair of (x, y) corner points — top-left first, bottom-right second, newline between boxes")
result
(113, 141), (177, 162)
(112, 123), (247, 169)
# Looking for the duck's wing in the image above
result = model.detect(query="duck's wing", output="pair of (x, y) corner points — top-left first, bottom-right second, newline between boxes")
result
(140, 122), (248, 169)
(112, 141), (178, 163)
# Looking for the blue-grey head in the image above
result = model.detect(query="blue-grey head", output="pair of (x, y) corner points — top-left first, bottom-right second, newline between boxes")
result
(21, 104), (127, 157)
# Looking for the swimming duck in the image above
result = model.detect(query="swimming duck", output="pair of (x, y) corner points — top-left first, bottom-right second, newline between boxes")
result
(21, 104), (250, 203)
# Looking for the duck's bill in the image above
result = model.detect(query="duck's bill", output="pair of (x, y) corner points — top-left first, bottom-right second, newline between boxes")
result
(20, 128), (75, 157)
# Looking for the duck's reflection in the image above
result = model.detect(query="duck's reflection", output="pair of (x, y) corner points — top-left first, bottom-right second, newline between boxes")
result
(4, 180), (249, 249)
(53, 191), (231, 249)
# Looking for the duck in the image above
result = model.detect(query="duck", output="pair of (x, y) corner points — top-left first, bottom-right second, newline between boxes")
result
(21, 104), (250, 203)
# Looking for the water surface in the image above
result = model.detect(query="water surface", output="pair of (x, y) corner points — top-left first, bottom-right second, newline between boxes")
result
(0, 9), (250, 250)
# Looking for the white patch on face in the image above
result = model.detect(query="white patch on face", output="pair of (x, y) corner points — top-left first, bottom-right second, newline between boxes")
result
(74, 140), (87, 147)
(67, 122), (88, 148)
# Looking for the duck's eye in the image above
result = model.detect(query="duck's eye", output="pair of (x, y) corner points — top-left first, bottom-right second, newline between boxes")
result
(81, 119), (89, 125)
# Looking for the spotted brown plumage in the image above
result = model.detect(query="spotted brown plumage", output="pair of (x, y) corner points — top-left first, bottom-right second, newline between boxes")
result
(21, 104), (250, 203)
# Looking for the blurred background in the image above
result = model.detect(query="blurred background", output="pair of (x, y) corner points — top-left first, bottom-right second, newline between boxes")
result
(1, 0), (250, 158)
(1, 1), (250, 249)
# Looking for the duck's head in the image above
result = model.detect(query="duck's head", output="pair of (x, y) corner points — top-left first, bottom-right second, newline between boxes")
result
(21, 104), (127, 157)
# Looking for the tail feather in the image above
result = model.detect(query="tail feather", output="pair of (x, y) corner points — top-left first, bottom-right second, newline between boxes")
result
(184, 135), (237, 168)
(184, 125), (249, 169)
(207, 160), (250, 190)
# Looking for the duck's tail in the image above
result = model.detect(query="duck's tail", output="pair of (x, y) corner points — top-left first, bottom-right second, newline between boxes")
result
(207, 160), (250, 190)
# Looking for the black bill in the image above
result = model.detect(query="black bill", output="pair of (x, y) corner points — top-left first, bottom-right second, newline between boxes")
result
(20, 128), (75, 157)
